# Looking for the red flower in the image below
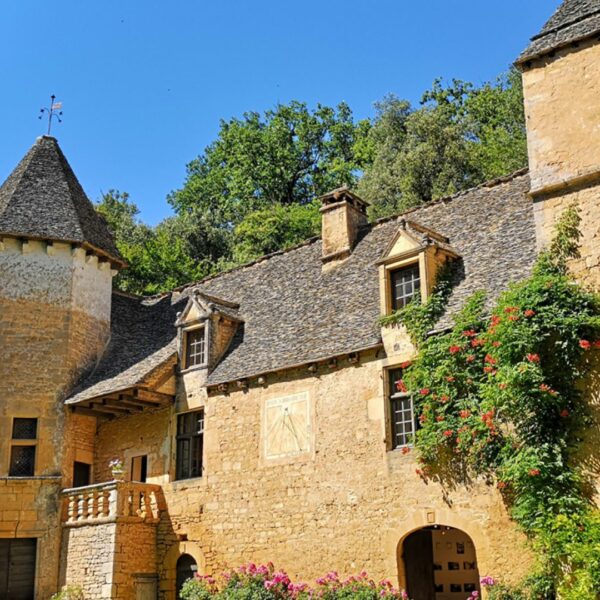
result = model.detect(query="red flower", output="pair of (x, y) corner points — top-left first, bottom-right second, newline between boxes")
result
(436, 416), (444, 422)
(528, 468), (540, 477)
(459, 410), (471, 419)
(508, 315), (520, 322)
(524, 309), (536, 317)
(593, 341), (600, 349)
(462, 330), (477, 338)
(497, 481), (507, 490)
(483, 366), (496, 374)
(446, 376), (455, 383)
(449, 345), (462, 354)
(526, 353), (540, 363)
(440, 394), (450, 403)
(504, 306), (519, 314)
(498, 383), (507, 390)
(420, 388), (430, 396)
(419, 414), (427, 424)
(560, 409), (570, 418)
(490, 315), (502, 326)
(399, 361), (412, 369)
(471, 338), (485, 348)
(579, 339), (591, 350)
(401, 446), (411, 455)
(540, 383), (551, 392)
(466, 355), (475, 363)
(395, 380), (408, 393)
(443, 430), (453, 438)
(484, 354), (497, 365)
(492, 341), (502, 347)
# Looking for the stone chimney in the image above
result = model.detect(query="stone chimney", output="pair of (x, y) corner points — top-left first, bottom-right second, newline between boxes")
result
(319, 187), (369, 268)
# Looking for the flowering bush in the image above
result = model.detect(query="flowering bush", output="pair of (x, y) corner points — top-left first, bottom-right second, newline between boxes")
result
(384, 206), (600, 599)
(179, 564), (409, 600)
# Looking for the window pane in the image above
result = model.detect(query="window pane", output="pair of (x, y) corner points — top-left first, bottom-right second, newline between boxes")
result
(176, 410), (204, 480)
(391, 265), (421, 310)
(9, 446), (35, 476)
(185, 328), (206, 368)
(12, 418), (37, 440)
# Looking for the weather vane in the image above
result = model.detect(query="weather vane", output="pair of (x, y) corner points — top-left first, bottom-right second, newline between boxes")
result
(39, 94), (63, 136)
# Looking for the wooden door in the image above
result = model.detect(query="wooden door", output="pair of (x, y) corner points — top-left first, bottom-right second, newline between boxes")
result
(0, 538), (36, 600)
(404, 529), (435, 600)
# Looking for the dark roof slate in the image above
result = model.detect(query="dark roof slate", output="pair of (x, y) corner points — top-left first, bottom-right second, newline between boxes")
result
(518, 0), (600, 63)
(66, 293), (179, 404)
(67, 169), (536, 400)
(0, 136), (123, 264)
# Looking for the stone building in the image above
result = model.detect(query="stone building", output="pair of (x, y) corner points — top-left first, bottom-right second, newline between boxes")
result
(0, 1), (599, 598)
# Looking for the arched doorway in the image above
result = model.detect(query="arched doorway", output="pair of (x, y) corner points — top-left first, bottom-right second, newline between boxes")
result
(176, 553), (198, 597)
(402, 526), (480, 600)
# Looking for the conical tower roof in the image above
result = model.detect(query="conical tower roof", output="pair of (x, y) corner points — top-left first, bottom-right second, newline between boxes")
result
(0, 136), (124, 266)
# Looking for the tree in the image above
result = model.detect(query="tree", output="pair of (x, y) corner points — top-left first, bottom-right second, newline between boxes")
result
(358, 70), (528, 219)
(168, 101), (369, 227)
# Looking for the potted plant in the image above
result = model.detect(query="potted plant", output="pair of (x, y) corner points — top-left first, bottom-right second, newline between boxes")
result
(108, 458), (124, 480)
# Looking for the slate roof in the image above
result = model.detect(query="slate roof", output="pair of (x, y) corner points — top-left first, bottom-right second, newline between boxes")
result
(67, 169), (536, 400)
(0, 136), (123, 264)
(67, 293), (180, 404)
(518, 0), (600, 63)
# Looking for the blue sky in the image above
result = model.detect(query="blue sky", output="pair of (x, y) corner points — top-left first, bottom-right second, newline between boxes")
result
(1, 0), (557, 225)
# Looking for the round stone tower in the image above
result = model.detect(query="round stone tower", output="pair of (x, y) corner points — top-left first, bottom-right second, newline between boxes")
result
(0, 136), (124, 598)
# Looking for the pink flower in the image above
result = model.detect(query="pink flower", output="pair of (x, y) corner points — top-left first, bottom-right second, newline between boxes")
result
(480, 576), (496, 587)
(524, 309), (536, 317)
(443, 430), (453, 438)
(526, 353), (540, 363)
(579, 339), (591, 350)
(419, 388), (430, 396)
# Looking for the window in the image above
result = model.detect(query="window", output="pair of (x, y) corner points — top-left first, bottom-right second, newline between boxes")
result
(388, 368), (416, 448)
(176, 411), (204, 480)
(184, 327), (206, 369)
(9, 418), (37, 477)
(73, 462), (91, 487)
(390, 264), (421, 310)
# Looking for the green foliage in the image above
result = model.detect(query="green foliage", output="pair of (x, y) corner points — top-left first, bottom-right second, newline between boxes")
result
(232, 201), (321, 263)
(169, 101), (367, 226)
(358, 70), (528, 218)
(389, 207), (600, 598)
(179, 564), (408, 600)
(378, 261), (458, 343)
(50, 586), (84, 600)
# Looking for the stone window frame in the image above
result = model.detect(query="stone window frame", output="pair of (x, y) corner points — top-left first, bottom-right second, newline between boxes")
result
(179, 322), (210, 373)
(384, 367), (417, 451)
(379, 251), (430, 317)
(8, 417), (38, 477)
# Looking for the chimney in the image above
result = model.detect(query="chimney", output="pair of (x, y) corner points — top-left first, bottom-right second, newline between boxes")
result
(319, 187), (369, 267)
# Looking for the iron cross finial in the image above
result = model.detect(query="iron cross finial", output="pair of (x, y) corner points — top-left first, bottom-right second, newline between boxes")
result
(39, 94), (63, 136)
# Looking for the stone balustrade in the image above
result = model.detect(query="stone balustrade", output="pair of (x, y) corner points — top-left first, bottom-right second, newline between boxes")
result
(62, 480), (162, 526)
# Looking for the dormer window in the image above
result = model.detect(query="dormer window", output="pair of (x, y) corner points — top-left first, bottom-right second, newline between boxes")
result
(184, 327), (206, 369)
(391, 264), (421, 310)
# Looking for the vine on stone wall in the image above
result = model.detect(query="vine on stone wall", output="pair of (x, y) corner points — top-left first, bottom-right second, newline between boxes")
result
(385, 206), (600, 599)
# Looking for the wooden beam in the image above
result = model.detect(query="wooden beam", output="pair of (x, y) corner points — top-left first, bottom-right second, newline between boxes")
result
(70, 406), (112, 419)
(134, 388), (174, 404)
(89, 402), (131, 415)
(117, 394), (162, 408)
(100, 398), (144, 412)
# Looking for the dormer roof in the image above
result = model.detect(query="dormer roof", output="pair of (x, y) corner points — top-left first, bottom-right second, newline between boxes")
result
(0, 136), (124, 266)
(174, 289), (242, 327)
(518, 0), (600, 64)
(378, 219), (460, 264)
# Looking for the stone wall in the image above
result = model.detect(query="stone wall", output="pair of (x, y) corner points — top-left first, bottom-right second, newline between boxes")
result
(60, 520), (157, 600)
(95, 350), (533, 599)
(522, 40), (600, 195)
(0, 238), (112, 598)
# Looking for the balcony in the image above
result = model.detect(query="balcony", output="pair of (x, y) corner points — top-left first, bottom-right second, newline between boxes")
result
(62, 480), (162, 526)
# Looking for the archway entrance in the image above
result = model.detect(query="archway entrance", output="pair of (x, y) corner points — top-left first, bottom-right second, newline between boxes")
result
(176, 553), (198, 597)
(402, 526), (480, 600)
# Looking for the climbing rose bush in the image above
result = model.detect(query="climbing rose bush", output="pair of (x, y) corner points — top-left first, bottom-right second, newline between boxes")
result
(179, 563), (409, 600)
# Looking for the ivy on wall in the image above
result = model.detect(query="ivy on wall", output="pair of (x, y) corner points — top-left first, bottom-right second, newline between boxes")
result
(384, 207), (600, 599)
